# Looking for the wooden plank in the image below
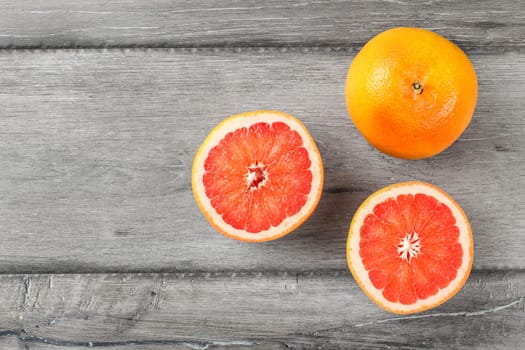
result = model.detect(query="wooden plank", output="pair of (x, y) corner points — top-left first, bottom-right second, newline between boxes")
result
(0, 271), (522, 349)
(0, 337), (22, 350)
(3, 343), (273, 350)
(1, 0), (524, 51)
(0, 49), (524, 273)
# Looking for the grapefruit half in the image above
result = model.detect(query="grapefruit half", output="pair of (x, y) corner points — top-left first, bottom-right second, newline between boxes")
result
(192, 110), (324, 242)
(347, 181), (473, 314)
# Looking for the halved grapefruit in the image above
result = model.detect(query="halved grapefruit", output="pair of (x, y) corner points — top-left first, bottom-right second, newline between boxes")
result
(192, 110), (324, 242)
(347, 182), (473, 314)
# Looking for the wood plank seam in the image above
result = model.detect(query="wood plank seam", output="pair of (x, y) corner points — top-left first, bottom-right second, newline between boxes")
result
(0, 45), (520, 54)
(0, 47), (358, 54)
(0, 269), (522, 278)
(0, 43), (523, 54)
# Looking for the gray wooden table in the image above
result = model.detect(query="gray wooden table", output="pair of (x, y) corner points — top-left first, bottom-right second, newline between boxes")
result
(1, 1), (524, 349)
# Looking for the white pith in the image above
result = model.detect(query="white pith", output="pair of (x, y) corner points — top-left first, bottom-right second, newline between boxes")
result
(348, 182), (473, 313)
(397, 231), (421, 262)
(193, 111), (323, 242)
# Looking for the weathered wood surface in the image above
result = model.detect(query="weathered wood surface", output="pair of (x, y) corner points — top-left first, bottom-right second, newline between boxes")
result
(0, 271), (522, 349)
(1, 0), (525, 348)
(1, 0), (524, 52)
(0, 49), (524, 273)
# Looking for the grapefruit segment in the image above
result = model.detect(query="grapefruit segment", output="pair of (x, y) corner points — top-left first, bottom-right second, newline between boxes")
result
(192, 110), (323, 242)
(347, 181), (473, 314)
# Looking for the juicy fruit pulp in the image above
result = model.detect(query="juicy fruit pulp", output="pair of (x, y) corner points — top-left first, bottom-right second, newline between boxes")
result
(192, 111), (323, 242)
(361, 193), (462, 305)
(347, 182), (473, 314)
(203, 121), (313, 233)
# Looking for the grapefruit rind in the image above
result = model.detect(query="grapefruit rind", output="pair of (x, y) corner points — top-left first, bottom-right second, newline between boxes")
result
(192, 110), (324, 242)
(347, 181), (473, 314)
(345, 27), (478, 160)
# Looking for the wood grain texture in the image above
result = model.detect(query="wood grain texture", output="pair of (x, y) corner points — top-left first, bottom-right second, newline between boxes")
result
(0, 0), (524, 51)
(0, 271), (522, 349)
(1, 49), (524, 273)
(1, 2), (524, 348)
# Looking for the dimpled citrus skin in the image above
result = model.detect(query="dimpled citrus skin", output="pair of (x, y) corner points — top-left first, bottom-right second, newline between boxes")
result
(345, 27), (478, 159)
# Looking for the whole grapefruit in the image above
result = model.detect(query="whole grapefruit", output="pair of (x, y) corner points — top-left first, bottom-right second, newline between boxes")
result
(345, 27), (478, 159)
